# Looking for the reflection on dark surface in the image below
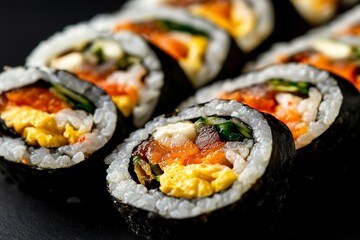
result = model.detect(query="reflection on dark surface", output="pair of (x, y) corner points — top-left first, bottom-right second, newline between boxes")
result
(2, 171), (360, 240)
(0, 175), (136, 240)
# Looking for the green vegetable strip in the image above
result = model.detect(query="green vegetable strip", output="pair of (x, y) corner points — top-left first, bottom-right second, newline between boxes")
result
(92, 47), (105, 63)
(117, 55), (141, 69)
(195, 116), (253, 141)
(132, 156), (162, 182)
(150, 163), (164, 176)
(50, 83), (95, 114)
(155, 19), (209, 37)
(352, 47), (360, 59)
(268, 78), (310, 96)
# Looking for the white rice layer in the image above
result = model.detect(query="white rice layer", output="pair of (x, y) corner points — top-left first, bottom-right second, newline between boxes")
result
(179, 63), (343, 149)
(26, 23), (164, 128)
(0, 67), (118, 169)
(89, 4), (230, 88)
(105, 99), (273, 219)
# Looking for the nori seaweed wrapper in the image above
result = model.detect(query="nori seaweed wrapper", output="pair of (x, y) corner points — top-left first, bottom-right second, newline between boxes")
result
(105, 99), (296, 239)
(285, 70), (360, 217)
(270, 0), (318, 41)
(0, 66), (127, 204)
(144, 41), (196, 119)
(204, 37), (245, 87)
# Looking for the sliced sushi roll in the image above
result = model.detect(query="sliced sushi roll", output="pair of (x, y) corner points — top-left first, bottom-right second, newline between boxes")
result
(125, 0), (275, 53)
(26, 23), (193, 130)
(105, 99), (296, 239)
(180, 63), (360, 170)
(269, 1), (359, 45)
(245, 24), (360, 92)
(278, 0), (359, 27)
(289, 0), (338, 25)
(89, 4), (245, 88)
(276, 37), (360, 91)
(178, 63), (360, 217)
(0, 66), (126, 202)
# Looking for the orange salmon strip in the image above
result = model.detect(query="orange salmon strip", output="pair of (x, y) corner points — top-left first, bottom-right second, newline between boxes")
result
(4, 86), (71, 113)
(114, 21), (189, 60)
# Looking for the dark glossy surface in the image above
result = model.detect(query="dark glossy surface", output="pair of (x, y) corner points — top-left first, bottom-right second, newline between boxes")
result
(2, 171), (360, 240)
(0, 175), (136, 240)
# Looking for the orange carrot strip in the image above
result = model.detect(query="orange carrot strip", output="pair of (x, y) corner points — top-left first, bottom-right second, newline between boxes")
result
(149, 33), (189, 60)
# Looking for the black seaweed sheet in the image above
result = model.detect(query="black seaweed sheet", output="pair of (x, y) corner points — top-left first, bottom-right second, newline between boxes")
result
(1, 0), (360, 239)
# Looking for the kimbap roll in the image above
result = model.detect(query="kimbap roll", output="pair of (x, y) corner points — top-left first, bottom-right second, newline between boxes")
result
(268, 1), (359, 43)
(245, 20), (360, 92)
(126, 0), (275, 53)
(178, 63), (360, 217)
(289, 0), (338, 25)
(0, 66), (126, 202)
(276, 37), (360, 91)
(180, 63), (360, 172)
(89, 4), (244, 88)
(105, 99), (296, 239)
(26, 23), (193, 130)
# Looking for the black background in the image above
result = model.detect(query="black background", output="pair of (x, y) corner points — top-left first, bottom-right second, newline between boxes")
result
(0, 0), (123, 68)
(1, 0), (360, 239)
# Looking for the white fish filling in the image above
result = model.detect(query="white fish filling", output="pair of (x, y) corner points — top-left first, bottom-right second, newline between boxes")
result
(223, 139), (254, 173)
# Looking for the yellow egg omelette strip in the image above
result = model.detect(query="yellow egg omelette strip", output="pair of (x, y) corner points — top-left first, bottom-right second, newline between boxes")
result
(111, 95), (136, 117)
(190, 1), (256, 38)
(159, 162), (238, 199)
(179, 35), (208, 83)
(1, 106), (89, 148)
